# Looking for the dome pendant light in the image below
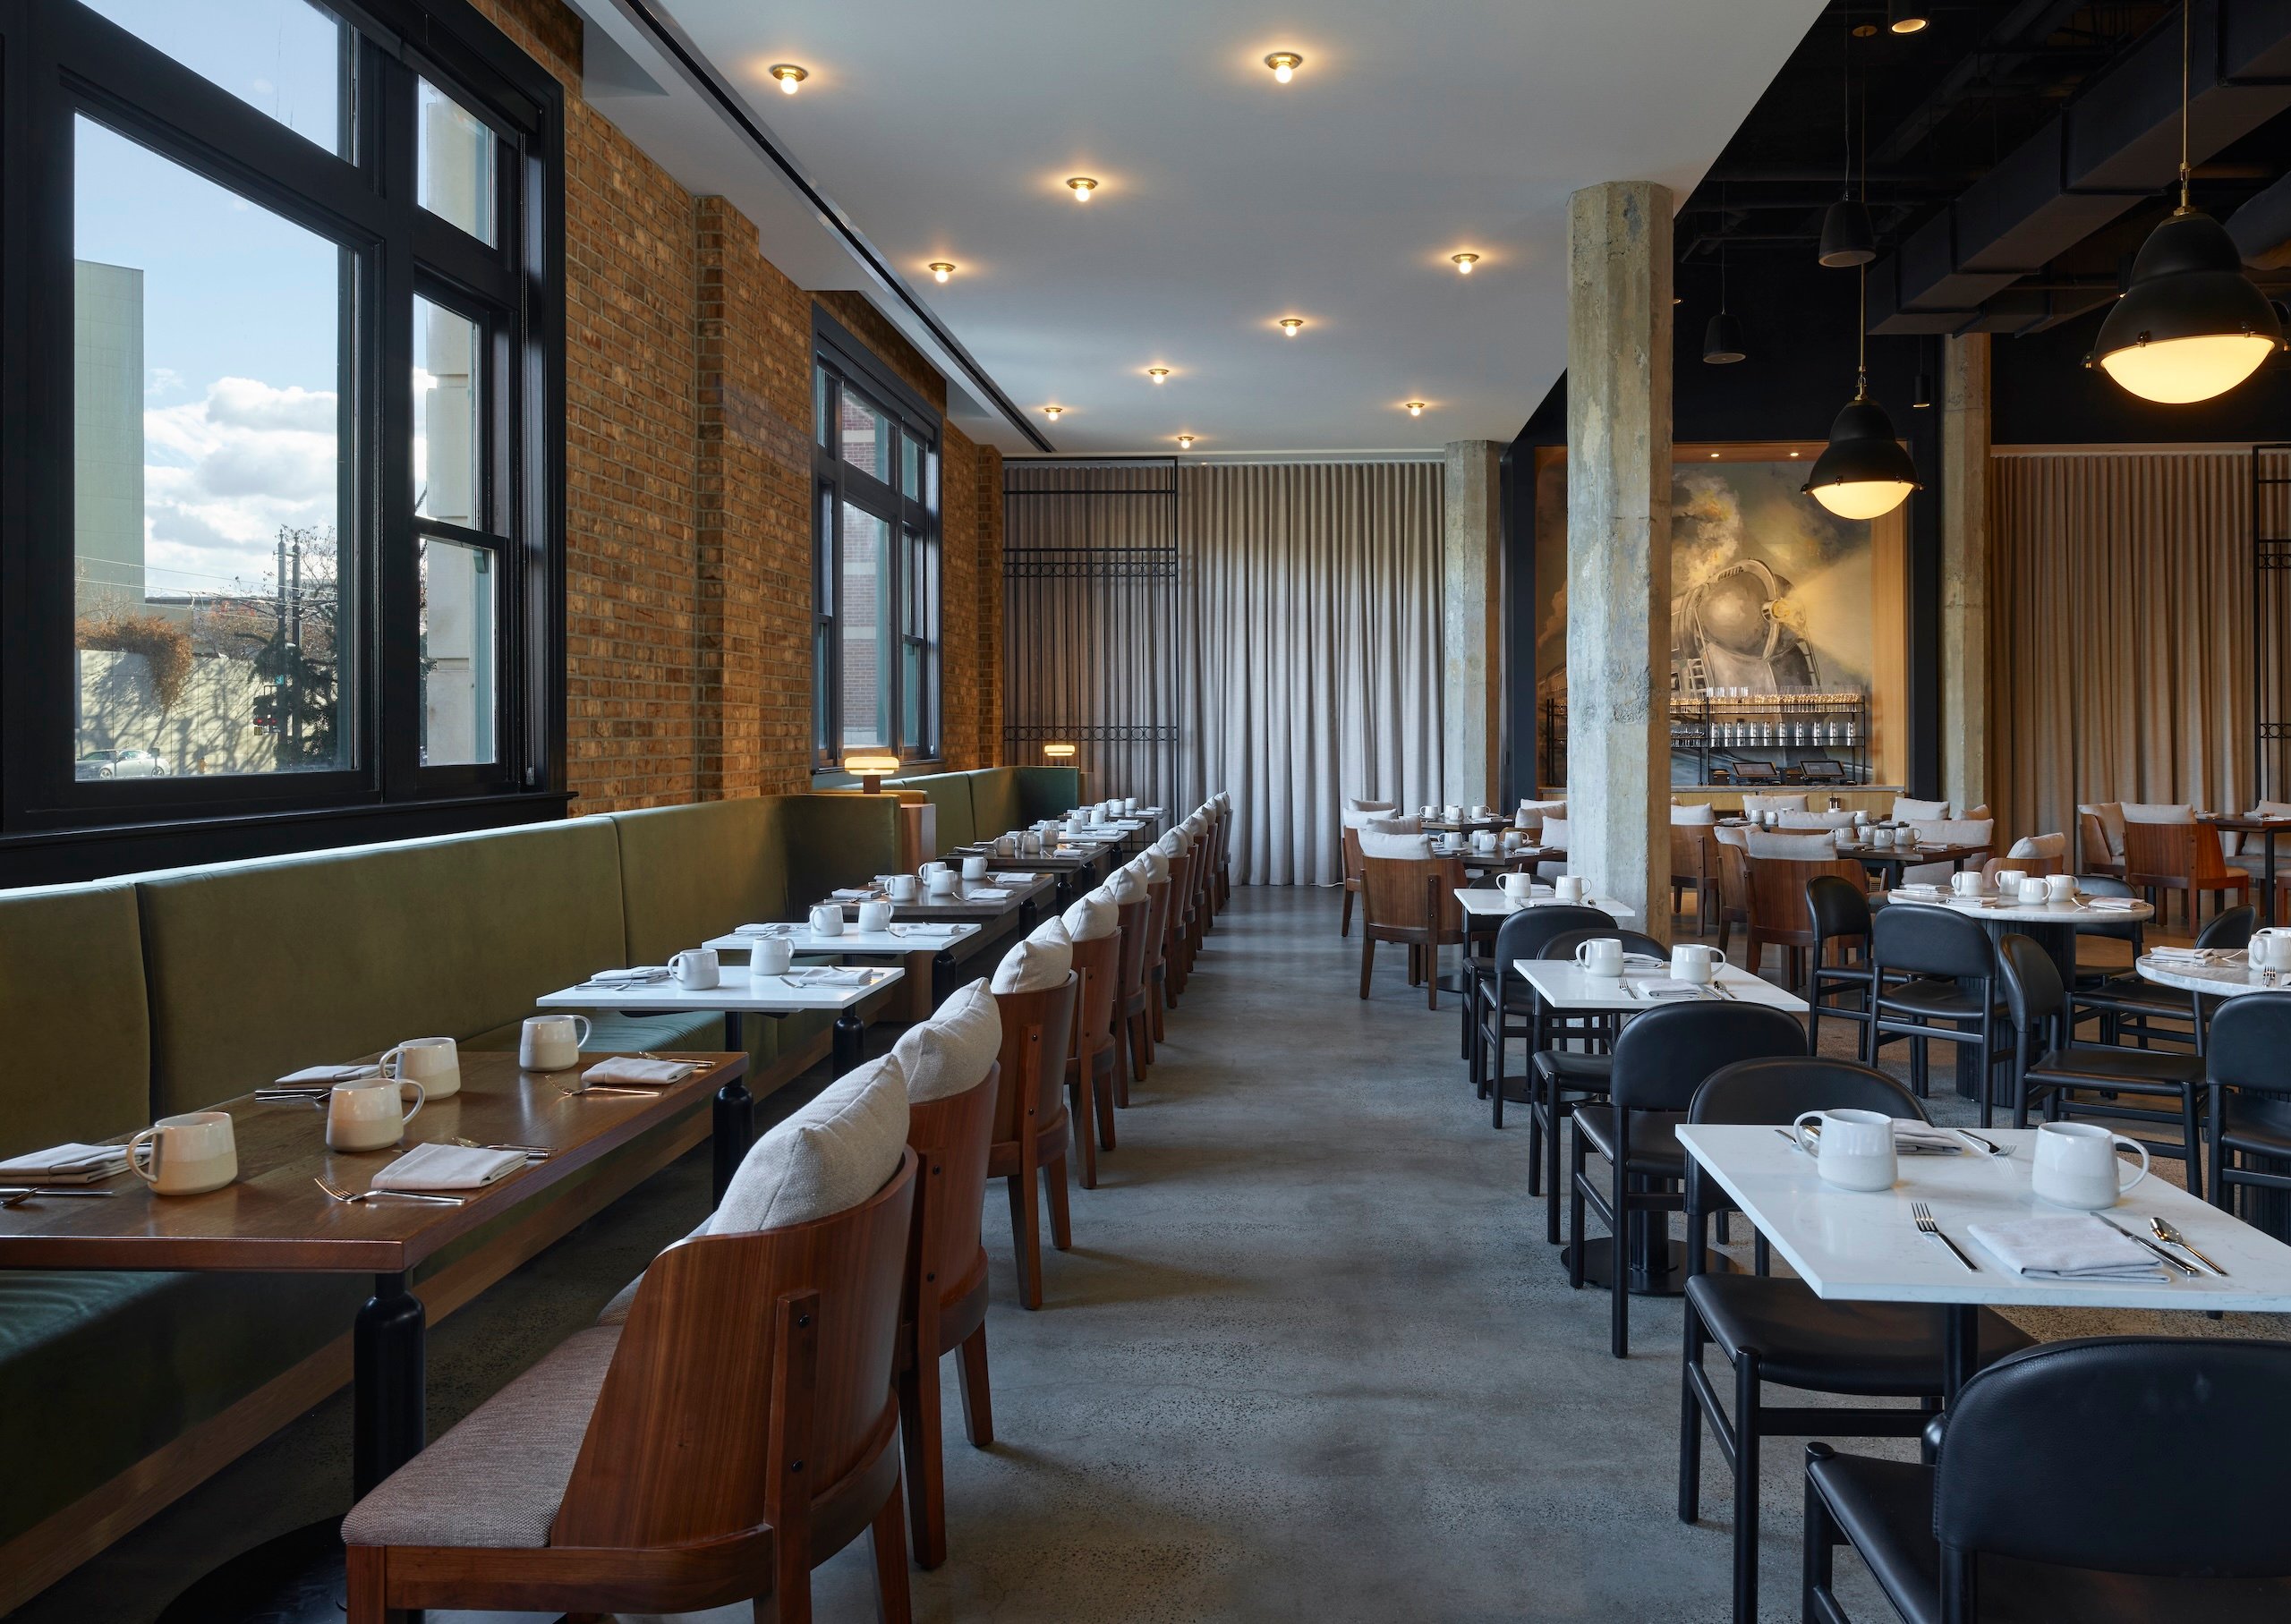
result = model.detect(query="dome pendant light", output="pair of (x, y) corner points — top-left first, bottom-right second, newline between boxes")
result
(2089, 3), (2285, 403)
(1703, 241), (1746, 364)
(1805, 267), (1921, 520)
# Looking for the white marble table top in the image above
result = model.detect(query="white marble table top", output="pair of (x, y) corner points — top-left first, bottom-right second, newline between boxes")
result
(1513, 958), (1807, 1013)
(1455, 888), (1635, 921)
(830, 876), (1053, 917)
(537, 965), (902, 1014)
(1886, 890), (2155, 927)
(703, 923), (980, 955)
(2134, 950), (2287, 999)
(1676, 1124), (2291, 1314)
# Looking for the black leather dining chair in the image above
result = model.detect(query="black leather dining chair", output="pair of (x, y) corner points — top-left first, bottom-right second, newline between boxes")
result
(1802, 1336), (2291, 1622)
(1994, 932), (2207, 1198)
(1568, 1000), (1804, 1358)
(1470, 903), (1613, 1135)
(1805, 873), (1878, 1055)
(2075, 902), (2253, 1055)
(2205, 991), (2291, 1233)
(1679, 1057), (2033, 1624)
(1864, 906), (2011, 1123)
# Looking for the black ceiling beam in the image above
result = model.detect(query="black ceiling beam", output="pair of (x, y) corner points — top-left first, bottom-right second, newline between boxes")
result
(1867, 0), (2113, 166)
(1866, 0), (2291, 336)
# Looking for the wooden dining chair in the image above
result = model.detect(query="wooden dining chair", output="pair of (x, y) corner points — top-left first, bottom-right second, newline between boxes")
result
(1711, 832), (1751, 958)
(2125, 818), (2250, 931)
(1161, 844), (1197, 1004)
(1064, 924), (1121, 1189)
(899, 1067), (998, 1569)
(1214, 800), (1232, 908)
(1341, 825), (1367, 939)
(1743, 854), (1867, 988)
(1136, 873), (1172, 1052)
(345, 1153), (920, 1624)
(1670, 824), (1715, 931)
(989, 974), (1078, 1310)
(1110, 893), (1152, 1107)
(1358, 854), (1469, 1008)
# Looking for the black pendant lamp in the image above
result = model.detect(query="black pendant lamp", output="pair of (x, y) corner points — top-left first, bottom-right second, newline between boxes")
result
(1819, 37), (1874, 267)
(2089, 4), (2285, 403)
(1805, 268), (1920, 520)
(1703, 241), (1746, 364)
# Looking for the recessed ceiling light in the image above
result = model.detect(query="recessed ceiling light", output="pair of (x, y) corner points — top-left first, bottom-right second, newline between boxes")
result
(1043, 404), (1064, 421)
(769, 64), (807, 95)
(1265, 51), (1304, 84)
(1406, 402), (1427, 417)
(1452, 253), (1480, 276)
(928, 260), (956, 283)
(1178, 434), (1195, 448)
(1146, 366), (1171, 382)
(1278, 317), (1306, 337)
(1066, 176), (1098, 202)
(1888, 3), (1930, 33)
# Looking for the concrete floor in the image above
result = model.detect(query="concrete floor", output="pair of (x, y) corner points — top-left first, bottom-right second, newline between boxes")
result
(14, 884), (2287, 1623)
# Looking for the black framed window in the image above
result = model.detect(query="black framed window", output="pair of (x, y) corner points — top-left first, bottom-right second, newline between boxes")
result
(0, 0), (564, 876)
(813, 311), (941, 768)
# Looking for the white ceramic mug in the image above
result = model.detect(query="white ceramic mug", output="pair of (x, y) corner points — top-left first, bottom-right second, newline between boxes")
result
(1471, 829), (1497, 853)
(2045, 873), (2079, 905)
(379, 1036), (461, 1101)
(1671, 943), (1721, 985)
(1500, 872), (1535, 903)
(752, 937), (795, 977)
(1872, 827), (1895, 847)
(2017, 877), (2050, 906)
(1993, 868), (2026, 896)
(1554, 874), (1587, 903)
(1951, 871), (1984, 897)
(519, 1014), (590, 1072)
(962, 855), (989, 881)
(671, 948), (720, 990)
(2031, 1120), (2150, 1209)
(888, 873), (920, 902)
(127, 1110), (238, 1195)
(1018, 832), (1043, 857)
(856, 899), (894, 933)
(994, 835), (1018, 857)
(1443, 804), (1462, 822)
(327, 1077), (425, 1153)
(1420, 804), (1436, 820)
(2252, 929), (2291, 972)
(926, 866), (958, 895)
(1792, 1108), (1896, 1193)
(1123, 797), (1139, 813)
(807, 903), (845, 937)
(1574, 938), (1624, 977)
(1063, 818), (1086, 838)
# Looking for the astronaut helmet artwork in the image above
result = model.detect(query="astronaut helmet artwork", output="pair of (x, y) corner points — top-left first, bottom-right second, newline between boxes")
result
(1672, 557), (1819, 696)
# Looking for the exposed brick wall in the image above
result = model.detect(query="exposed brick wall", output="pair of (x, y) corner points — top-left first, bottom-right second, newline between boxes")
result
(470, 0), (1004, 806)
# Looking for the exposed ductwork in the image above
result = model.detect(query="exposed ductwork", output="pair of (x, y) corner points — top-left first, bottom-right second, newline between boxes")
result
(1866, 0), (2291, 336)
(2228, 166), (2291, 265)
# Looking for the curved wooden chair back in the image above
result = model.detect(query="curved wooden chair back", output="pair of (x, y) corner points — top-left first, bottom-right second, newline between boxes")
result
(1064, 929), (1122, 1186)
(1162, 846), (1197, 994)
(2125, 819), (2243, 889)
(1342, 826), (1366, 891)
(1140, 877), (1171, 978)
(1744, 855), (1865, 949)
(1980, 852), (2066, 882)
(1361, 855), (1468, 937)
(556, 1150), (920, 1553)
(905, 1065), (998, 1328)
(1715, 837), (1750, 913)
(1112, 896), (1151, 1008)
(992, 974), (1078, 1145)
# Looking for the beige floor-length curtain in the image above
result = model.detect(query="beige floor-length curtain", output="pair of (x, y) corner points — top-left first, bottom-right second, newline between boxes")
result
(1180, 462), (1446, 885)
(1989, 448), (2288, 841)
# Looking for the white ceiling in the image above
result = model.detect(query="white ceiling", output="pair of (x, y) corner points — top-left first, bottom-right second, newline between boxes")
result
(583, 0), (1823, 456)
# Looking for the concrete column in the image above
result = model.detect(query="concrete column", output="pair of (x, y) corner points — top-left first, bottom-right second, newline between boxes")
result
(1565, 181), (1674, 938)
(1939, 335), (1989, 815)
(1443, 439), (1504, 809)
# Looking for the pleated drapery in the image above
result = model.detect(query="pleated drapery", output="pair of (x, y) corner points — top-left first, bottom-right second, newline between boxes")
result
(1180, 462), (1446, 886)
(1988, 448), (2288, 841)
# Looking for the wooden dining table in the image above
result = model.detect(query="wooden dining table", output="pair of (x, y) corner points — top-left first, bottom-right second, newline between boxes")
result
(2203, 813), (2291, 925)
(0, 1050), (744, 1512)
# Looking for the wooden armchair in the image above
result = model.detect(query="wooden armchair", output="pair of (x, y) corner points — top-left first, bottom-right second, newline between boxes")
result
(990, 974), (1078, 1310)
(900, 1069), (998, 1569)
(1136, 875), (1172, 1052)
(1744, 853), (1869, 989)
(1064, 926), (1121, 1189)
(1671, 825), (1715, 927)
(2125, 819), (2249, 931)
(1358, 854), (1469, 1008)
(1111, 893), (1152, 1107)
(1161, 846), (1197, 1006)
(345, 1153), (920, 1624)
(1711, 830), (1751, 958)
(1341, 825), (1367, 939)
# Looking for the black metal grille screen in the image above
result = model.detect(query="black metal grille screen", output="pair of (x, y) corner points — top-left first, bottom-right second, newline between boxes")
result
(2257, 446), (2291, 800)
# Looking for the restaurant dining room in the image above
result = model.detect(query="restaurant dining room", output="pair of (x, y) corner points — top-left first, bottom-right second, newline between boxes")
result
(11, 1), (2291, 1621)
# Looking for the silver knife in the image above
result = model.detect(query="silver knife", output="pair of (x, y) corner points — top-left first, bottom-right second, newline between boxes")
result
(2096, 1214), (2196, 1276)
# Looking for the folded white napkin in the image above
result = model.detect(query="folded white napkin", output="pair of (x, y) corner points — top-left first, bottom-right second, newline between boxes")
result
(889, 923), (961, 938)
(0, 1143), (131, 1180)
(1894, 1123), (1972, 1155)
(580, 1056), (700, 1087)
(1631, 978), (1708, 998)
(2147, 945), (2230, 962)
(1965, 1213), (2168, 1281)
(734, 922), (794, 937)
(830, 887), (876, 901)
(963, 888), (1013, 902)
(783, 967), (873, 987)
(1895, 884), (1947, 899)
(588, 966), (671, 986)
(274, 1063), (384, 1085)
(992, 872), (1041, 884)
(2086, 897), (2142, 912)
(371, 1142), (526, 1192)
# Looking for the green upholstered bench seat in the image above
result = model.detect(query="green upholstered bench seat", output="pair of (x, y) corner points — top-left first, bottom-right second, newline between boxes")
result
(0, 1268), (366, 1549)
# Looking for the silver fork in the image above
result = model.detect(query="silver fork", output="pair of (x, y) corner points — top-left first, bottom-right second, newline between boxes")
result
(450, 1137), (552, 1160)
(1912, 1201), (1978, 1271)
(313, 1176), (464, 1207)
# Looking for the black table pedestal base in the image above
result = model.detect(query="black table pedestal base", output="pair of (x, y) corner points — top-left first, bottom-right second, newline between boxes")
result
(1563, 1237), (1734, 1297)
(155, 1519), (354, 1624)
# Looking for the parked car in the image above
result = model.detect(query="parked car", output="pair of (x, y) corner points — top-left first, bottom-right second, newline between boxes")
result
(75, 748), (168, 780)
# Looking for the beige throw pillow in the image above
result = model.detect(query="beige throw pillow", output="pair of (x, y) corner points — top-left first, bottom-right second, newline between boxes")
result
(992, 917), (1075, 994)
(1062, 888), (1120, 941)
(708, 1052), (909, 1235)
(894, 980), (1001, 1104)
